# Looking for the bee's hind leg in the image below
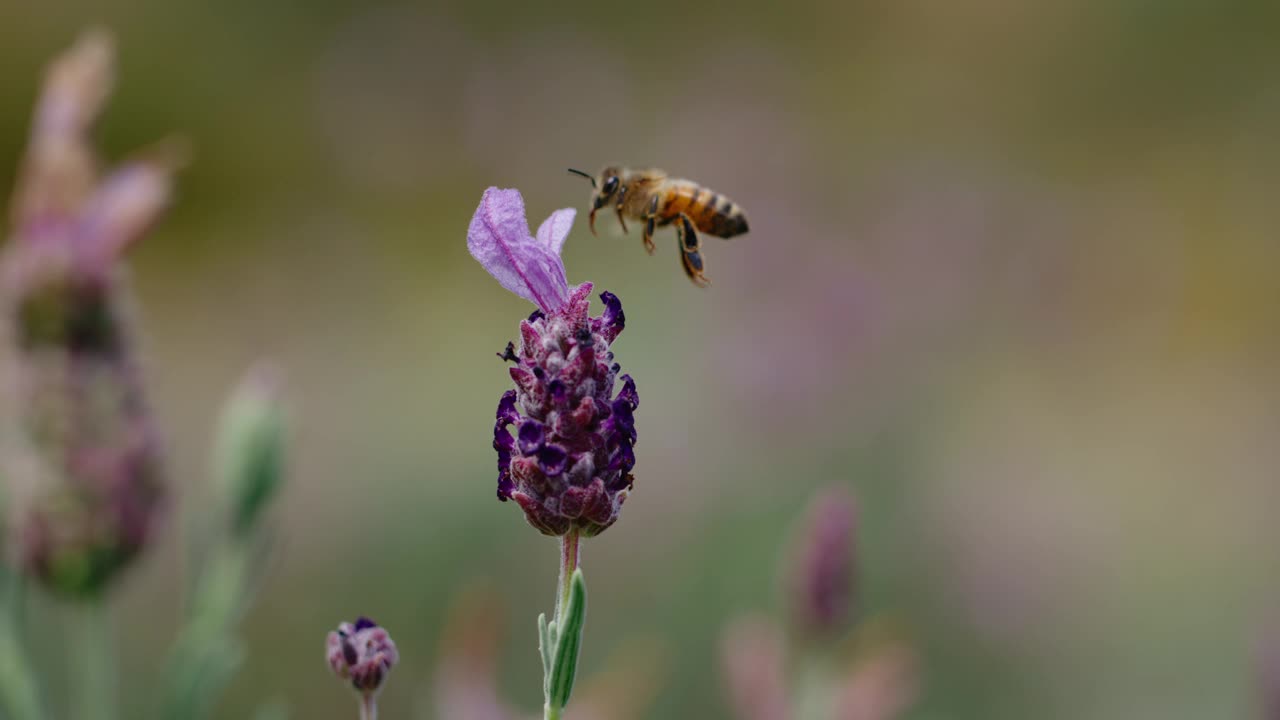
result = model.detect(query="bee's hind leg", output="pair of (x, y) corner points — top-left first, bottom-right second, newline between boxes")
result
(641, 194), (659, 255)
(676, 214), (711, 288)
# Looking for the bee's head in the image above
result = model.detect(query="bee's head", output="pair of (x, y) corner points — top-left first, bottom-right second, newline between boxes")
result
(569, 167), (621, 207)
(568, 167), (621, 236)
(595, 166), (622, 206)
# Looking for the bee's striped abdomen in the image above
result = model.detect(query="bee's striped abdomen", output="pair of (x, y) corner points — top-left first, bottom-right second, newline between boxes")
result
(658, 182), (701, 220)
(661, 182), (749, 239)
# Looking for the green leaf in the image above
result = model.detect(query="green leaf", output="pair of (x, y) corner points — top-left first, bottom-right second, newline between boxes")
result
(547, 568), (587, 710)
(537, 612), (552, 697)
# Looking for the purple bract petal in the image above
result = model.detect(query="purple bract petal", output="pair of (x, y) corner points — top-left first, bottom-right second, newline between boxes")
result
(467, 187), (571, 314)
(595, 291), (626, 343)
(608, 442), (635, 473)
(615, 374), (638, 410)
(496, 390), (520, 425)
(493, 425), (514, 453)
(536, 207), (576, 255)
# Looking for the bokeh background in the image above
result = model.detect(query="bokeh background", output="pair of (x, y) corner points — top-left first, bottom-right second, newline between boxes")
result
(3, 1), (1279, 718)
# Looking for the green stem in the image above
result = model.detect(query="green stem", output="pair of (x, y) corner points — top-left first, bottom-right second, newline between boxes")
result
(555, 530), (580, 626)
(544, 530), (581, 720)
(0, 571), (42, 720)
(359, 694), (377, 720)
(71, 600), (116, 720)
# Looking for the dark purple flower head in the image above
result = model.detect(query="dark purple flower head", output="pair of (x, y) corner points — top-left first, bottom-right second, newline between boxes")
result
(2, 31), (172, 597)
(470, 188), (637, 536)
(327, 617), (399, 696)
(789, 486), (857, 638)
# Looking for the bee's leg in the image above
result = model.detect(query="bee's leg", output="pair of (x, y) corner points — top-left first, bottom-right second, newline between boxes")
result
(676, 214), (711, 288)
(641, 195), (659, 255)
(614, 185), (629, 234)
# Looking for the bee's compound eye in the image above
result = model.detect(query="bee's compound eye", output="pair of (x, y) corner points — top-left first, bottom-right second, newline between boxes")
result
(603, 177), (619, 194)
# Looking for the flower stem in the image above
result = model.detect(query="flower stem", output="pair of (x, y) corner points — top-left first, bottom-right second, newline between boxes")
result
(71, 600), (116, 720)
(544, 530), (581, 720)
(555, 530), (581, 626)
(359, 694), (377, 720)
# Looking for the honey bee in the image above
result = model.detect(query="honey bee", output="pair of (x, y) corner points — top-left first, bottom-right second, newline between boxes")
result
(567, 166), (749, 287)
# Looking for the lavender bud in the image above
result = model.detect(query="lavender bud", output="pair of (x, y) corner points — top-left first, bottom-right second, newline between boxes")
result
(1, 30), (174, 597)
(327, 617), (399, 697)
(789, 486), (857, 639)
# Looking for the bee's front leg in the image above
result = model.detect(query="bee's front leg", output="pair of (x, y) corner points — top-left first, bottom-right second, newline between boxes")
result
(614, 185), (629, 234)
(642, 195), (659, 255)
(676, 214), (711, 288)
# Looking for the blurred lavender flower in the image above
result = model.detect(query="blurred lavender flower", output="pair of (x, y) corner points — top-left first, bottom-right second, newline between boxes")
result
(832, 634), (918, 720)
(327, 617), (398, 718)
(0, 29), (177, 596)
(723, 487), (916, 720)
(790, 487), (857, 640)
(469, 187), (637, 537)
(721, 616), (789, 720)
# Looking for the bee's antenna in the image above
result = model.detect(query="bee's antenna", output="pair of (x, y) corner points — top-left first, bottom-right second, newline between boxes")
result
(567, 168), (596, 189)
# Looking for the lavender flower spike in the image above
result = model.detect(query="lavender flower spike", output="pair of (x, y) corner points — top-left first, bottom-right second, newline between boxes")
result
(470, 187), (637, 537)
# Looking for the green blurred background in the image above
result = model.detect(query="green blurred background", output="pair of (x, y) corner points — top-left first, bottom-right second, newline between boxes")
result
(3, 0), (1279, 717)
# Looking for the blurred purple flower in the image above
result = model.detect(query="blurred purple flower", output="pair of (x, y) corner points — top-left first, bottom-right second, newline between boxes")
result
(469, 188), (637, 536)
(789, 486), (857, 639)
(1, 30), (176, 596)
(327, 616), (399, 696)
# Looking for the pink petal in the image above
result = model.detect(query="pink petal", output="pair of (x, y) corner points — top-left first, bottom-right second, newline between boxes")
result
(467, 187), (569, 314)
(535, 208), (576, 255)
(77, 162), (172, 260)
